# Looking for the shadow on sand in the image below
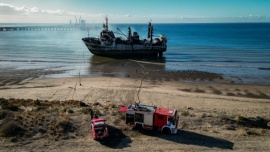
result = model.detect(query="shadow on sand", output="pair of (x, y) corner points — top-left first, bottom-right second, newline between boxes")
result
(96, 125), (233, 150)
(97, 125), (132, 149)
(135, 128), (234, 150)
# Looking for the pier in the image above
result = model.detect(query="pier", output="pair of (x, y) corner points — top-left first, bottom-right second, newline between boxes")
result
(0, 24), (86, 31)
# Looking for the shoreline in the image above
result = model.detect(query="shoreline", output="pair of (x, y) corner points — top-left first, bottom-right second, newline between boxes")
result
(2, 56), (270, 87)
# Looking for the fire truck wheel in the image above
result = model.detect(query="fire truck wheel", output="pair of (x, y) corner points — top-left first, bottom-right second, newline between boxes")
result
(162, 128), (171, 135)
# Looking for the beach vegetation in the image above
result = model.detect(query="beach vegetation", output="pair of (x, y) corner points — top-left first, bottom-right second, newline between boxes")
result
(10, 136), (18, 142)
(93, 102), (103, 107)
(245, 92), (259, 98)
(110, 109), (118, 116)
(81, 107), (92, 114)
(180, 89), (191, 92)
(237, 93), (244, 96)
(180, 122), (189, 129)
(201, 113), (207, 118)
(79, 101), (87, 107)
(68, 109), (74, 113)
(34, 99), (41, 106)
(226, 125), (236, 130)
(226, 92), (235, 96)
(212, 89), (222, 95)
(0, 99), (19, 111)
(56, 121), (74, 133)
(244, 128), (260, 136)
(0, 110), (7, 120)
(181, 111), (190, 116)
(241, 128), (267, 136)
(36, 106), (47, 111)
(212, 129), (219, 133)
(257, 92), (269, 99)
(93, 109), (103, 116)
(201, 113), (214, 118)
(235, 116), (269, 129)
(0, 120), (24, 137)
(104, 103), (117, 109)
(118, 112), (126, 121)
(219, 114), (231, 121)
(194, 88), (205, 93)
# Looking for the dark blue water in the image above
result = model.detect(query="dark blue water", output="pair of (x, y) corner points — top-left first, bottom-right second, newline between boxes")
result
(0, 23), (270, 84)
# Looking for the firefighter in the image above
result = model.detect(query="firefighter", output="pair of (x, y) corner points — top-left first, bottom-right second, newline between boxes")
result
(90, 109), (94, 119)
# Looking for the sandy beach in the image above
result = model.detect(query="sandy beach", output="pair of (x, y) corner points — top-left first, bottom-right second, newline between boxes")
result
(0, 67), (270, 151)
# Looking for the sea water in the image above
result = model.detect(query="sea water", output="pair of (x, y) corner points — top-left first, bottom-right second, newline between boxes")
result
(0, 23), (270, 84)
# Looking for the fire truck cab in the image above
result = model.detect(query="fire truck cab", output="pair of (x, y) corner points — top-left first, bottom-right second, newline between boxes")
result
(124, 103), (179, 134)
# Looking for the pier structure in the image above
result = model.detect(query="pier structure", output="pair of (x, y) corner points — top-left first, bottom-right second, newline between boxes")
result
(0, 24), (87, 31)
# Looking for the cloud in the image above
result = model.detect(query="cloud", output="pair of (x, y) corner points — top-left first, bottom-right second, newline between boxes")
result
(41, 9), (65, 15)
(0, 3), (82, 16)
(0, 3), (96, 23)
(124, 14), (132, 17)
(0, 3), (25, 15)
(1, 3), (269, 23)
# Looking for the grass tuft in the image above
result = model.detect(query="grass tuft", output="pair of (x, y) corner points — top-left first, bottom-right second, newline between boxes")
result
(181, 111), (190, 117)
(93, 102), (103, 107)
(0, 98), (19, 111)
(56, 121), (74, 133)
(79, 101), (87, 107)
(0, 121), (25, 137)
(81, 108), (92, 114)
(0, 110), (7, 120)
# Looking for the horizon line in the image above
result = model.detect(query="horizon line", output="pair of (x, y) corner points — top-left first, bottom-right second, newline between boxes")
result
(1, 21), (270, 24)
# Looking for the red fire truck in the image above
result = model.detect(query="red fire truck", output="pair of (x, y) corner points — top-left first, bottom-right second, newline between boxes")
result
(120, 103), (179, 134)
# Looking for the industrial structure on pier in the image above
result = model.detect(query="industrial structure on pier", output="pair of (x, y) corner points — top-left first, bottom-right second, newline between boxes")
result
(0, 16), (88, 31)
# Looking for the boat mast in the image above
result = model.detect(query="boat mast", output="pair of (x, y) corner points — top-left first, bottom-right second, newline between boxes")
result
(105, 16), (108, 31)
(128, 27), (132, 42)
(147, 21), (153, 43)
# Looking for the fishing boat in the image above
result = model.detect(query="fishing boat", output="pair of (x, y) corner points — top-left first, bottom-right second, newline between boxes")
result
(82, 16), (167, 57)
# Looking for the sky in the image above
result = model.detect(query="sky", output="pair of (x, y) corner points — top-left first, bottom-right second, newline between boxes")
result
(0, 0), (270, 23)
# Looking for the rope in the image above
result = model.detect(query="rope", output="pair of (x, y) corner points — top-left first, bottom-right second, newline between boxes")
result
(136, 61), (146, 104)
(70, 48), (86, 99)
(49, 77), (68, 100)
(58, 47), (86, 101)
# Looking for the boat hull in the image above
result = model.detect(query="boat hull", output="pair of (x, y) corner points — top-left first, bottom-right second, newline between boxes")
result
(82, 38), (166, 57)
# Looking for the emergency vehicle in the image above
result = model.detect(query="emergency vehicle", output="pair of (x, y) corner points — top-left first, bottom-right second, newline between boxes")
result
(120, 102), (179, 134)
(91, 117), (109, 140)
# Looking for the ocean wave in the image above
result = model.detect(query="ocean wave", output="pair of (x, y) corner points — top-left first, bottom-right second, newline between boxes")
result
(165, 59), (270, 64)
(164, 62), (269, 69)
(0, 59), (80, 64)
